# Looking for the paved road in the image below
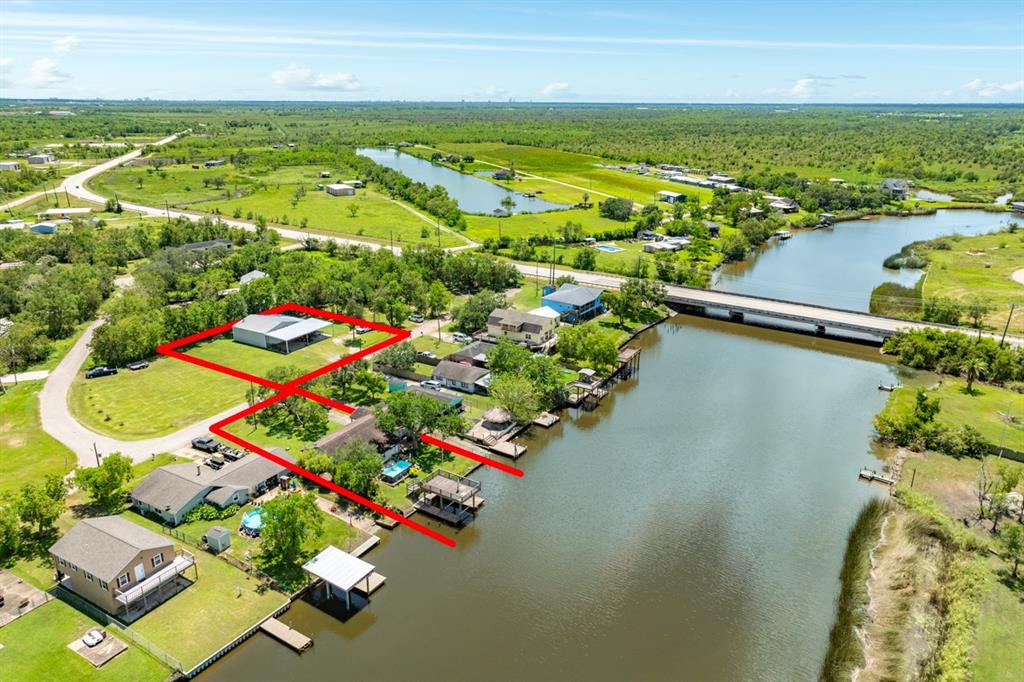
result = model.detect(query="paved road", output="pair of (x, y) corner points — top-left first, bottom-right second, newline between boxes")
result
(37, 318), (244, 466)
(515, 263), (1024, 346)
(0, 370), (49, 384)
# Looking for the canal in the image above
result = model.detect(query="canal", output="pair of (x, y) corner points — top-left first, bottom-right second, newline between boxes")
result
(203, 318), (895, 681)
(716, 209), (1014, 310)
(358, 147), (570, 215)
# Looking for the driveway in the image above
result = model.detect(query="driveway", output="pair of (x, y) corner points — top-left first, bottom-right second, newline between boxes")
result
(38, 318), (244, 466)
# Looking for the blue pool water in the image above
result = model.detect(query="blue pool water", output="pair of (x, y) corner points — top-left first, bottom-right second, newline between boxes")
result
(382, 459), (412, 480)
(595, 243), (625, 253)
(241, 509), (264, 530)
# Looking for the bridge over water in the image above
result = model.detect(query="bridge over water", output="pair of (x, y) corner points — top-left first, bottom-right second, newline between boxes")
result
(514, 264), (1024, 346)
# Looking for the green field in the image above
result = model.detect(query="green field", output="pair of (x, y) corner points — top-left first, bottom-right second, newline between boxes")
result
(465, 205), (630, 241)
(882, 379), (1024, 452)
(974, 556), (1024, 681)
(0, 599), (170, 682)
(919, 230), (1024, 335)
(0, 380), (76, 495)
(91, 162), (465, 247)
(69, 329), (388, 439)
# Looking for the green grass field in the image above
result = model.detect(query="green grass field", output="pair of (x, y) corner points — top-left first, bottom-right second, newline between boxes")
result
(0, 599), (170, 682)
(465, 205), (629, 241)
(68, 329), (389, 439)
(0, 380), (76, 495)
(919, 230), (1024, 335)
(974, 556), (1024, 681)
(882, 379), (1024, 452)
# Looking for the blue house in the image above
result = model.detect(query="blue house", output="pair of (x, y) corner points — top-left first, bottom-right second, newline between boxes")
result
(541, 283), (604, 323)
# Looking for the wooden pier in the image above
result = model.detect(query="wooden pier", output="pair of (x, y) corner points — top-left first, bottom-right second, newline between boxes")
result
(259, 617), (313, 652)
(858, 468), (896, 486)
(409, 470), (483, 526)
(533, 412), (560, 428)
(351, 572), (387, 597)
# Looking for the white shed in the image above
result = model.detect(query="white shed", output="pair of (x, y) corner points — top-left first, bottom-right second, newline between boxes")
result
(303, 545), (377, 610)
(325, 183), (355, 196)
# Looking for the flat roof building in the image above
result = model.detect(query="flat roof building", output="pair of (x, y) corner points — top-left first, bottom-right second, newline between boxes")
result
(325, 183), (356, 196)
(232, 313), (332, 353)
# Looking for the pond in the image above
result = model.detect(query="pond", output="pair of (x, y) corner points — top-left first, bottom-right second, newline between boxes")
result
(357, 147), (570, 215)
(716, 209), (1015, 310)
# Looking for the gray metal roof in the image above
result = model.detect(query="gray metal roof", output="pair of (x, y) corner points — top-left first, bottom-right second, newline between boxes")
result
(433, 360), (491, 384)
(315, 407), (387, 454)
(487, 309), (547, 334)
(239, 270), (267, 285)
(449, 340), (496, 361)
(542, 283), (604, 308)
(49, 516), (171, 582)
(233, 314), (331, 342)
(130, 466), (213, 515)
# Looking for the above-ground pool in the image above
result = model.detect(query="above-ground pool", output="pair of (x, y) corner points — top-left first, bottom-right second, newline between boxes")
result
(595, 243), (625, 253)
(381, 459), (412, 484)
(241, 509), (264, 531)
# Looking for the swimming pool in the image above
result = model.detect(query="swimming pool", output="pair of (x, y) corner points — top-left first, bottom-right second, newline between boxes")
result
(382, 459), (412, 484)
(241, 509), (264, 531)
(595, 243), (625, 253)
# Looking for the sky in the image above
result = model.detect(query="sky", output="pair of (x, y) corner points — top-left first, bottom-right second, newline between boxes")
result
(0, 0), (1022, 103)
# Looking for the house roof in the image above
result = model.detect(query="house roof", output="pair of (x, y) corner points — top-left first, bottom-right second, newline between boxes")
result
(433, 359), (490, 384)
(50, 516), (171, 582)
(881, 178), (910, 190)
(542, 283), (604, 308)
(302, 545), (375, 592)
(529, 306), (560, 319)
(449, 340), (496, 362)
(239, 270), (267, 285)
(325, 183), (353, 191)
(315, 407), (388, 454)
(407, 384), (464, 407)
(487, 308), (549, 334)
(233, 314), (331, 342)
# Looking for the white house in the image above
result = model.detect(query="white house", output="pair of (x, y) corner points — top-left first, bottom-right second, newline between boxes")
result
(0, 161), (21, 171)
(487, 307), (559, 348)
(27, 153), (56, 164)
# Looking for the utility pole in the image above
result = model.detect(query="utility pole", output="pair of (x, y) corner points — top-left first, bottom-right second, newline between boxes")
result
(64, 187), (71, 207)
(390, 229), (394, 253)
(999, 303), (1015, 348)
(165, 200), (171, 223)
(93, 442), (101, 466)
(436, 218), (441, 248)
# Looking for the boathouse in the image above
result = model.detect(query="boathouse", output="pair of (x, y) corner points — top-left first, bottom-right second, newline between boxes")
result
(302, 546), (382, 611)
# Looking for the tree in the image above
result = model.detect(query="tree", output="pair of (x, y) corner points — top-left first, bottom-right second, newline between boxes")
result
(256, 366), (330, 440)
(599, 197), (633, 221)
(453, 289), (505, 334)
(374, 391), (465, 445)
(603, 290), (637, 327)
(557, 325), (619, 372)
(489, 373), (541, 423)
(500, 195), (516, 216)
(0, 494), (22, 561)
(720, 233), (749, 262)
(259, 492), (323, 566)
(1001, 524), (1024, 580)
(356, 368), (389, 401)
(16, 475), (67, 535)
(426, 280), (451, 318)
(347, 204), (360, 218)
(375, 341), (416, 371)
(572, 248), (597, 271)
(75, 453), (133, 512)
(332, 440), (383, 502)
(965, 296), (992, 329)
(962, 353), (987, 394)
(558, 221), (586, 244)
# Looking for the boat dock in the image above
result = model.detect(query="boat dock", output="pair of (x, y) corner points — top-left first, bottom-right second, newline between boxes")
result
(259, 617), (313, 652)
(533, 412), (560, 428)
(409, 470), (483, 526)
(859, 468), (896, 486)
(351, 571), (387, 596)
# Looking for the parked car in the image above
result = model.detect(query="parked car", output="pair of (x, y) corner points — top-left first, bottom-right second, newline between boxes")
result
(452, 332), (472, 344)
(191, 436), (219, 453)
(355, 326), (371, 334)
(421, 379), (442, 390)
(126, 360), (149, 371)
(82, 629), (105, 648)
(418, 351), (437, 360)
(409, 313), (425, 323)
(84, 366), (117, 379)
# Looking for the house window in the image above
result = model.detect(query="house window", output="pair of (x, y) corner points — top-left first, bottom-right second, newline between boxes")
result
(58, 557), (66, 567)
(151, 553), (163, 569)
(84, 571), (93, 582)
(117, 573), (130, 588)
(69, 563), (78, 572)
(99, 580), (108, 590)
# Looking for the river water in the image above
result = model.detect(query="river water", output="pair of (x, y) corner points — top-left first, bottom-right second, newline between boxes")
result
(204, 319), (894, 682)
(358, 147), (570, 215)
(716, 209), (1014, 310)
(202, 205), (1010, 682)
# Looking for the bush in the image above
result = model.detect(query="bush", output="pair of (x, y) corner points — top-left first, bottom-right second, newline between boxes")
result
(598, 197), (632, 221)
(184, 502), (240, 524)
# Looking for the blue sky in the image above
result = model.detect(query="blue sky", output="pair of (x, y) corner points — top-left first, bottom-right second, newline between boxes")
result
(1, 0), (1022, 103)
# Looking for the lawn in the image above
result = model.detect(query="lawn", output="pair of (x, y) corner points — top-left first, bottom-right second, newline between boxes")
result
(882, 379), (1024, 452)
(919, 230), (1024, 335)
(224, 415), (343, 456)
(465, 206), (629, 241)
(0, 599), (170, 682)
(0, 380), (76, 495)
(68, 329), (390, 440)
(411, 334), (460, 357)
(375, 448), (481, 513)
(974, 556), (1024, 681)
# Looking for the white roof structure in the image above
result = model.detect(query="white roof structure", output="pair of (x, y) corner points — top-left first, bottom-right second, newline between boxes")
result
(41, 207), (91, 216)
(234, 314), (331, 343)
(302, 545), (374, 592)
(657, 190), (683, 198)
(528, 306), (560, 320)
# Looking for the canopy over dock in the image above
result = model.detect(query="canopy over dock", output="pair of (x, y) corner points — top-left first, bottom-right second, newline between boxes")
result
(303, 545), (383, 610)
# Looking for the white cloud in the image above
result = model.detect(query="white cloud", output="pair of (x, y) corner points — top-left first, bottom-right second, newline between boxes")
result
(789, 78), (816, 98)
(962, 78), (1023, 96)
(17, 58), (70, 89)
(53, 35), (80, 53)
(271, 63), (361, 91)
(479, 85), (509, 99)
(539, 81), (571, 98)
(0, 57), (12, 72)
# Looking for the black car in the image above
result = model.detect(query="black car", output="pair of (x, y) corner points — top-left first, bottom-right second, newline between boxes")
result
(84, 366), (118, 379)
(191, 436), (220, 453)
(126, 360), (149, 371)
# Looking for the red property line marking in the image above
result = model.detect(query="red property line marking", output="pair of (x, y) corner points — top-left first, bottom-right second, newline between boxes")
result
(154, 302), (522, 548)
(421, 434), (524, 477)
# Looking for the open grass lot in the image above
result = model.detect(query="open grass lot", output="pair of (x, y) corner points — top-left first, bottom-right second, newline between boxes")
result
(0, 599), (170, 682)
(0, 380), (76, 495)
(68, 329), (389, 439)
(410, 334), (460, 357)
(919, 230), (1024, 335)
(974, 556), (1024, 681)
(224, 416), (342, 457)
(882, 379), (1024, 452)
(465, 205), (627, 241)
